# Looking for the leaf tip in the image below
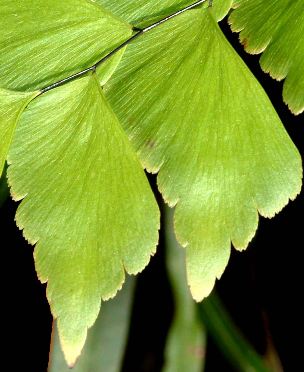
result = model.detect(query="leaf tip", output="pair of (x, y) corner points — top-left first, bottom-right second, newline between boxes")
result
(190, 280), (215, 303)
(61, 340), (83, 368)
(283, 96), (304, 116)
(260, 178), (303, 220)
(57, 322), (88, 369)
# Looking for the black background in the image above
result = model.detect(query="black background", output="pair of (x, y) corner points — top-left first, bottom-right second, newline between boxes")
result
(1, 16), (303, 372)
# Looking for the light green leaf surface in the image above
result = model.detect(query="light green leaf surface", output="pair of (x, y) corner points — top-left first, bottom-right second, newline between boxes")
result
(98, 0), (197, 24)
(164, 207), (206, 372)
(211, 0), (234, 21)
(49, 277), (135, 372)
(0, 0), (132, 91)
(229, 0), (304, 115)
(105, 9), (302, 301)
(0, 88), (37, 177)
(98, 0), (232, 25)
(7, 75), (159, 366)
(97, 49), (127, 87)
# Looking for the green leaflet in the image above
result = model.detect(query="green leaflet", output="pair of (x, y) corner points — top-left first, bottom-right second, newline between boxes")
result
(210, 0), (234, 21)
(98, 0), (195, 24)
(0, 88), (38, 177)
(97, 0), (233, 25)
(7, 75), (159, 366)
(229, 0), (304, 115)
(49, 277), (135, 372)
(105, 9), (302, 301)
(0, 0), (132, 91)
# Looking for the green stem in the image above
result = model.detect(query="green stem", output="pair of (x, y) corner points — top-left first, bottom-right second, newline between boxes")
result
(198, 293), (270, 372)
(163, 206), (206, 372)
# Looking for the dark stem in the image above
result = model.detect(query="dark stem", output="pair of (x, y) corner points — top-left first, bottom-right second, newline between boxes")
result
(40, 0), (208, 94)
(140, 0), (208, 33)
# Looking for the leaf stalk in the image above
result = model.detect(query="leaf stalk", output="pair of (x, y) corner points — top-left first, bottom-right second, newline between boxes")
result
(40, 0), (208, 94)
